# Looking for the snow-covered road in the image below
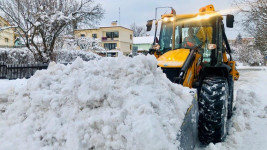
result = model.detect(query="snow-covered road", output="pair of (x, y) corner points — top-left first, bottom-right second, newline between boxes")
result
(201, 69), (267, 150)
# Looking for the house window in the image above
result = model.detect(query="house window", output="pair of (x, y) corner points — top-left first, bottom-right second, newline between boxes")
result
(130, 34), (132, 40)
(106, 32), (119, 38)
(92, 34), (97, 38)
(114, 32), (119, 38)
(81, 34), (85, 37)
(5, 38), (8, 43)
(104, 43), (117, 50)
(133, 46), (138, 51)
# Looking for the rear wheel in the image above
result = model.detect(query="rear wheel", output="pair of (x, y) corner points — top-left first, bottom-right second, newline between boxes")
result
(198, 76), (228, 144)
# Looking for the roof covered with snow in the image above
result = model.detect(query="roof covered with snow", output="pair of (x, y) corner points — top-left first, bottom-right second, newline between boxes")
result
(133, 36), (154, 45)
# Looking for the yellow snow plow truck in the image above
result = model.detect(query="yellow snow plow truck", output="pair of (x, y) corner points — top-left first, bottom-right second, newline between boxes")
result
(147, 4), (239, 148)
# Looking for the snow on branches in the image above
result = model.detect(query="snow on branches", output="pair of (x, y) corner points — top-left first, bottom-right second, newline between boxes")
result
(61, 37), (105, 51)
(0, 48), (100, 64)
(232, 45), (264, 66)
(233, 0), (267, 52)
(0, 0), (104, 63)
(232, 34), (264, 66)
(130, 23), (147, 37)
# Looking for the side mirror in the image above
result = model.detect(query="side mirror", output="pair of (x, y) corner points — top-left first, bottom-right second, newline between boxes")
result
(146, 20), (153, 31)
(226, 14), (234, 28)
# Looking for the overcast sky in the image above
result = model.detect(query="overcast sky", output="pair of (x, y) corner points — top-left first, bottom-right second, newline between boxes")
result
(95, 0), (245, 39)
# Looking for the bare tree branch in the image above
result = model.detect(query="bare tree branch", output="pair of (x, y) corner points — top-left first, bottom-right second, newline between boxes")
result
(0, 0), (104, 63)
(233, 0), (267, 52)
(130, 23), (147, 37)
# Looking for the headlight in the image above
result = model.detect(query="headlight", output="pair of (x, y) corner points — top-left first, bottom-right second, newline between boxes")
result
(203, 15), (210, 19)
(163, 17), (169, 22)
(163, 17), (175, 22)
(196, 16), (202, 20)
(196, 14), (211, 20)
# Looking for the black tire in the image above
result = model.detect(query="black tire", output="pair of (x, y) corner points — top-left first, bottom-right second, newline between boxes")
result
(228, 76), (234, 119)
(198, 76), (229, 144)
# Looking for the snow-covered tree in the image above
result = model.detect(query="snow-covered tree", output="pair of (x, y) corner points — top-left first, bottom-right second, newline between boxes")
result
(0, 26), (17, 32)
(0, 0), (104, 63)
(130, 23), (146, 37)
(233, 0), (267, 53)
(235, 33), (243, 46)
(58, 37), (104, 51)
(232, 43), (264, 66)
(0, 47), (100, 64)
(0, 17), (16, 33)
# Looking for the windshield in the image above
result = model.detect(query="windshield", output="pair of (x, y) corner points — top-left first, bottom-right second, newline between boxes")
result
(159, 22), (173, 53)
(159, 19), (214, 62)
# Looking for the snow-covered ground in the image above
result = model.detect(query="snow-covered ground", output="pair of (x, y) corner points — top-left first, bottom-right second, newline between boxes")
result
(1, 57), (267, 150)
(0, 56), (192, 150)
(237, 65), (267, 71)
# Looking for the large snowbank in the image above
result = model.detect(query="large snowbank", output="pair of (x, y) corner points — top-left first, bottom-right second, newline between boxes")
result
(0, 55), (192, 150)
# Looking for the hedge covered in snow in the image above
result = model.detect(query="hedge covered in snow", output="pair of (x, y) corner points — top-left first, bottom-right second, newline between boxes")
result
(0, 48), (100, 64)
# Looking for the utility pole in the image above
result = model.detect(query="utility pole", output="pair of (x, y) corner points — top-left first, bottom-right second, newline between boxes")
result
(119, 7), (121, 25)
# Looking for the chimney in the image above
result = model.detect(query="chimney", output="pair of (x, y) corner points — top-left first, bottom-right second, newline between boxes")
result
(111, 20), (118, 26)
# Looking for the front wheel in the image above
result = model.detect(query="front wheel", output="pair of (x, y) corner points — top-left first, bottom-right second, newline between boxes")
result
(198, 76), (229, 144)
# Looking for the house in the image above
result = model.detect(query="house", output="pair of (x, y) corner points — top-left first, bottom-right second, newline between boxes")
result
(133, 36), (154, 54)
(0, 16), (15, 47)
(74, 21), (133, 55)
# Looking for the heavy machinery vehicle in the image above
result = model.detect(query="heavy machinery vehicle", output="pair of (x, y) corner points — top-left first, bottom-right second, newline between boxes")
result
(146, 4), (239, 148)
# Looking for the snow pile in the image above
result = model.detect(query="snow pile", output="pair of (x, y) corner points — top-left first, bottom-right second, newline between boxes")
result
(0, 55), (192, 150)
(0, 79), (27, 112)
(205, 70), (267, 150)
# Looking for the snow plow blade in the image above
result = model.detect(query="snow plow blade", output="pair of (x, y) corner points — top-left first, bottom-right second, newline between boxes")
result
(177, 93), (199, 150)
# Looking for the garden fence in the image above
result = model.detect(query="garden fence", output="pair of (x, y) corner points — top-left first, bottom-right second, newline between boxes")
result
(0, 62), (48, 80)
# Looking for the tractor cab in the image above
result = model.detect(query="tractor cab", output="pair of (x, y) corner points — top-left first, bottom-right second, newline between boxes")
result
(147, 4), (239, 86)
(158, 17), (214, 63)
